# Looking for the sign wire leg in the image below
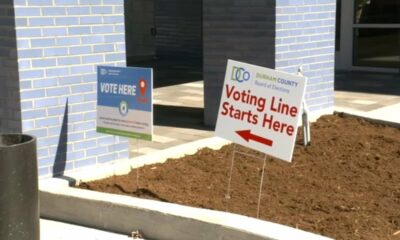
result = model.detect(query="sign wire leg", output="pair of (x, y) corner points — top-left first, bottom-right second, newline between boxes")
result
(256, 154), (267, 219)
(136, 139), (140, 190)
(225, 144), (237, 200)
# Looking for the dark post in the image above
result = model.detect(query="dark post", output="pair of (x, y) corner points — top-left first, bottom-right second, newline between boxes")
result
(0, 134), (39, 240)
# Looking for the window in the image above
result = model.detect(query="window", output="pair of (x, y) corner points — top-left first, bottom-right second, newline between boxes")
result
(353, 28), (400, 68)
(352, 0), (400, 68)
(355, 0), (400, 24)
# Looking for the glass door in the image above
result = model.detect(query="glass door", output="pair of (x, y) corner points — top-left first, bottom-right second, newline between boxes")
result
(336, 0), (400, 71)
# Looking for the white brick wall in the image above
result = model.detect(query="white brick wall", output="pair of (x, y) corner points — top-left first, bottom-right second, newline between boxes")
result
(276, 0), (336, 113)
(13, 0), (129, 177)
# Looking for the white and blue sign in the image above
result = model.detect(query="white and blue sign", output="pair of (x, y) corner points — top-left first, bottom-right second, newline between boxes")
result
(97, 66), (153, 141)
(216, 60), (306, 162)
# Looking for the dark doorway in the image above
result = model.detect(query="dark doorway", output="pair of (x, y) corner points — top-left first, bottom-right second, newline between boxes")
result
(124, 0), (203, 88)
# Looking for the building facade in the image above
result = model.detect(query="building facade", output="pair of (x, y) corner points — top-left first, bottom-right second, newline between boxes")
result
(203, 0), (336, 124)
(1, 0), (339, 178)
(5, 0), (129, 177)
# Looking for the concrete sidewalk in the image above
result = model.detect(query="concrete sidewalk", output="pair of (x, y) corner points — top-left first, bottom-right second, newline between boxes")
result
(40, 219), (137, 240)
(335, 91), (400, 124)
(335, 71), (400, 124)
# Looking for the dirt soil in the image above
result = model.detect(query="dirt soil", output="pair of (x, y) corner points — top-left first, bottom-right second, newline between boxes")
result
(79, 114), (400, 240)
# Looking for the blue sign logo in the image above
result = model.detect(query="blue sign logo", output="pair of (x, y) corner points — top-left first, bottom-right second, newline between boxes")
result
(231, 66), (250, 82)
(100, 68), (107, 75)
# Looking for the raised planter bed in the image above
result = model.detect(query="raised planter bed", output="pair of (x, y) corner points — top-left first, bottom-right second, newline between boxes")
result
(40, 113), (400, 239)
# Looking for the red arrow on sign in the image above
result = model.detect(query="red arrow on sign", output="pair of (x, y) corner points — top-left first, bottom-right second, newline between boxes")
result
(235, 130), (273, 147)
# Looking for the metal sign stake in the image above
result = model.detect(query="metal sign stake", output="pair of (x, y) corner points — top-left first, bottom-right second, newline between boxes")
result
(225, 144), (237, 200)
(225, 145), (269, 218)
(298, 66), (311, 146)
(136, 138), (140, 190)
(256, 154), (267, 218)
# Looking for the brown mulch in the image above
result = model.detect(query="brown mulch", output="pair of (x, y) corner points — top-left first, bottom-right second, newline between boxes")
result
(79, 113), (400, 240)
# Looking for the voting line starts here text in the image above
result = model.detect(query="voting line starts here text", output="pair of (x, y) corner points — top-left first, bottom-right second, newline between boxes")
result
(220, 84), (299, 136)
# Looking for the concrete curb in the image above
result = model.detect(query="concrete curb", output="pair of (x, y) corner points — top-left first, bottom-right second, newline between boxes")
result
(40, 184), (332, 240)
(40, 136), (332, 240)
(62, 136), (231, 184)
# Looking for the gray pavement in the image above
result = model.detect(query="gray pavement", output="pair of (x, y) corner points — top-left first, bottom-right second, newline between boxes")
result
(335, 71), (400, 123)
(40, 219), (135, 240)
(335, 91), (400, 123)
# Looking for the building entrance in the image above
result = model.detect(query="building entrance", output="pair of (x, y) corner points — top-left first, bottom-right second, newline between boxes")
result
(124, 0), (203, 88)
(124, 0), (206, 157)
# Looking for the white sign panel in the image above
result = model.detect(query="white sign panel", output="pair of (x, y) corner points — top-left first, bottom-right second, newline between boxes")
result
(215, 60), (306, 162)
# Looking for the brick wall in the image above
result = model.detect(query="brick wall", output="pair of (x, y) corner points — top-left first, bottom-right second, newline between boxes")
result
(203, 0), (336, 126)
(125, 0), (156, 61)
(0, 1), (21, 133)
(155, 0), (202, 62)
(203, 0), (276, 126)
(275, 0), (336, 113)
(13, 0), (129, 177)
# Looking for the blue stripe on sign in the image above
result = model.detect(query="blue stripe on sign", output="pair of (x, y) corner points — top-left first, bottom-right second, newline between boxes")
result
(97, 66), (152, 112)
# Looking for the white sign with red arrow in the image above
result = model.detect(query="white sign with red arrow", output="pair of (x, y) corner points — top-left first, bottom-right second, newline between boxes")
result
(215, 60), (306, 162)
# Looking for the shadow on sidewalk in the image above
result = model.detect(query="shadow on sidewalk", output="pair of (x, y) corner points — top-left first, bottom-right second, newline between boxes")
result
(154, 104), (213, 131)
(128, 58), (203, 88)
